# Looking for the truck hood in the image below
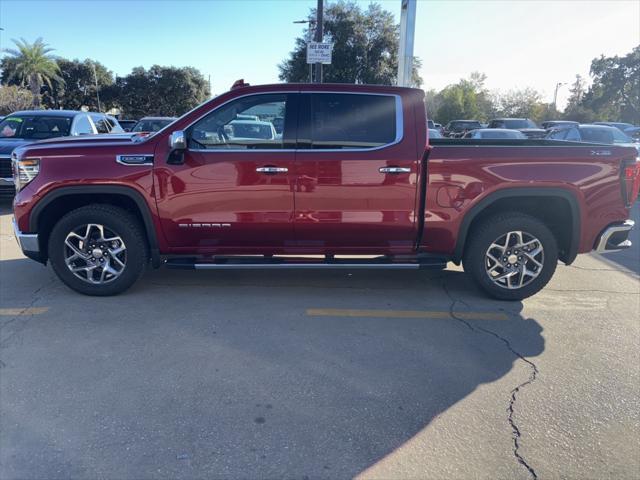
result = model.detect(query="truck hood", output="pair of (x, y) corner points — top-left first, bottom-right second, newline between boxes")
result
(27, 133), (150, 148)
(0, 138), (34, 156)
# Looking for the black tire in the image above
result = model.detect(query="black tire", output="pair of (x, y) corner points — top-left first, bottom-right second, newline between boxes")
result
(463, 212), (558, 301)
(48, 204), (148, 296)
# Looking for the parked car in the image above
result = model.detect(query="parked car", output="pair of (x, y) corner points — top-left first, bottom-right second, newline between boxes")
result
(132, 117), (177, 133)
(462, 128), (526, 139)
(427, 119), (436, 129)
(624, 126), (640, 142)
(487, 118), (546, 138)
(541, 120), (579, 130)
(118, 119), (138, 132)
(0, 110), (123, 196)
(443, 120), (482, 138)
(434, 122), (442, 130)
(11, 83), (638, 300)
(428, 128), (443, 139)
(593, 121), (635, 132)
(546, 124), (639, 152)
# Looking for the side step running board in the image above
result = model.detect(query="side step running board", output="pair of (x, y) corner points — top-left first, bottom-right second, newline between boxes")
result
(165, 255), (447, 271)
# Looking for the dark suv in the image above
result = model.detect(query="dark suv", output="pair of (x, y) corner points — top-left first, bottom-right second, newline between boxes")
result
(443, 120), (482, 138)
(0, 110), (123, 196)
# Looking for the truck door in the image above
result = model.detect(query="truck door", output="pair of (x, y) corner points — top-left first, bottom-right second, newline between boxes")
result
(153, 93), (297, 250)
(294, 91), (420, 251)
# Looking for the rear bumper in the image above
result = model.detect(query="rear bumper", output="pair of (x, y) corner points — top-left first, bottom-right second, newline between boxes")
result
(12, 218), (44, 263)
(595, 220), (634, 253)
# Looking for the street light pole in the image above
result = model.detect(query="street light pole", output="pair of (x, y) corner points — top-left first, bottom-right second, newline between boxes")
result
(91, 61), (102, 113)
(314, 0), (324, 83)
(553, 82), (565, 112)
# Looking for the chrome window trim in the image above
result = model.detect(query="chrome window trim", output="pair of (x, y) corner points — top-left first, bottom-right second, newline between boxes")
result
(116, 154), (155, 166)
(183, 90), (404, 154)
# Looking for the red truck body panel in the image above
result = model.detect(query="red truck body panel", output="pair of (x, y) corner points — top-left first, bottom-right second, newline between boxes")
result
(12, 83), (636, 262)
(423, 144), (634, 256)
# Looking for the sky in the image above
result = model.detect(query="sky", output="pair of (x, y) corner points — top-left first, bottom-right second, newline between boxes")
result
(0, 0), (638, 109)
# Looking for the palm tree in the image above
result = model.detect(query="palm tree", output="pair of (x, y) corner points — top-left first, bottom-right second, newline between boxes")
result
(4, 37), (63, 108)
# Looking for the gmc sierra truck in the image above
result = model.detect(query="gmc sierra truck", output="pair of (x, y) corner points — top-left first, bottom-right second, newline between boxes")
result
(11, 83), (639, 299)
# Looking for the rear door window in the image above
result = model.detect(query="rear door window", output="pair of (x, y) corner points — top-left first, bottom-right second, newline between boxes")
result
(304, 93), (398, 149)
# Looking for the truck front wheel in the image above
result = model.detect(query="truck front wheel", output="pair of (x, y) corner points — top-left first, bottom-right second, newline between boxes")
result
(48, 204), (148, 296)
(463, 213), (558, 300)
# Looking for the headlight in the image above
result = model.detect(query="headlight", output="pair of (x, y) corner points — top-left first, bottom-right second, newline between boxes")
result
(12, 153), (40, 192)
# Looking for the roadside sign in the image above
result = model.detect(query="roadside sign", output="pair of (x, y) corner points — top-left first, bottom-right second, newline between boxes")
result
(306, 42), (333, 64)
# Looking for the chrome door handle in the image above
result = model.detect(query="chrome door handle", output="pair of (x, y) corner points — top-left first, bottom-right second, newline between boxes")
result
(256, 166), (288, 174)
(379, 166), (411, 174)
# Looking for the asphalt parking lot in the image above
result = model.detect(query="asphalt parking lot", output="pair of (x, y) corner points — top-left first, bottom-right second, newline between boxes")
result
(1, 200), (638, 480)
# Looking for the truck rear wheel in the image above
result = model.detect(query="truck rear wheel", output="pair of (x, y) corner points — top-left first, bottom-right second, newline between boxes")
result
(463, 212), (558, 300)
(48, 204), (148, 296)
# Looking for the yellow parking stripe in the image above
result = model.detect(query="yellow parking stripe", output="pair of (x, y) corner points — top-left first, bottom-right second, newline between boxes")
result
(0, 307), (49, 316)
(306, 308), (508, 321)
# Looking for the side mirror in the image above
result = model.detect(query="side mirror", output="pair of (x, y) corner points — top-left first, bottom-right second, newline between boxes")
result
(167, 130), (187, 165)
(169, 130), (187, 150)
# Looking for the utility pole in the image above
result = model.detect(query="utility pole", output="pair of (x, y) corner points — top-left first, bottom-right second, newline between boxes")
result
(397, 0), (417, 87)
(314, 0), (324, 83)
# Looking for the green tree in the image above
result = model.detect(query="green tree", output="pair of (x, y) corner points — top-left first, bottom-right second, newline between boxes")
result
(279, 1), (421, 86)
(114, 65), (210, 117)
(563, 74), (595, 122)
(50, 58), (114, 111)
(2, 38), (63, 108)
(581, 46), (640, 123)
(494, 88), (543, 120)
(435, 83), (480, 125)
(0, 85), (35, 115)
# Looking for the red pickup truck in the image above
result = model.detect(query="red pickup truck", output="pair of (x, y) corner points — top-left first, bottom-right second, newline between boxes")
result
(11, 83), (639, 299)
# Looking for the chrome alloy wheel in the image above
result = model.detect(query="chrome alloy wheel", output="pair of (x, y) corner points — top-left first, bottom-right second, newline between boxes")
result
(63, 224), (127, 284)
(485, 230), (544, 290)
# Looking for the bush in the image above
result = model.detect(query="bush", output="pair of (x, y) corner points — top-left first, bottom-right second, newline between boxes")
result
(0, 85), (35, 115)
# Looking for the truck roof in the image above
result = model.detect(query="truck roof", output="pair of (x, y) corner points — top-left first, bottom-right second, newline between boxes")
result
(225, 82), (424, 95)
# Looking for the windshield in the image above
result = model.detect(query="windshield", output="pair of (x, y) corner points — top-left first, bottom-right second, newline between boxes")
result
(132, 119), (173, 132)
(0, 115), (72, 139)
(610, 128), (634, 144)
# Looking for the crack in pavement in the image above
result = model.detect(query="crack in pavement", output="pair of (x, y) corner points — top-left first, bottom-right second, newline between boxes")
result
(442, 281), (539, 480)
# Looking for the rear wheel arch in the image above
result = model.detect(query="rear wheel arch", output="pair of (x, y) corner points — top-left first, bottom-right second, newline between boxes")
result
(29, 185), (161, 268)
(454, 187), (581, 265)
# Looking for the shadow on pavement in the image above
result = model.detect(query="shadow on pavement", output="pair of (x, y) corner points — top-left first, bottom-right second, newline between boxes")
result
(0, 254), (545, 479)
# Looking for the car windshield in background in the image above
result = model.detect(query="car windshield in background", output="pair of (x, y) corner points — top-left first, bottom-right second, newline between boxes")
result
(580, 126), (633, 144)
(0, 115), (72, 139)
(132, 119), (173, 132)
